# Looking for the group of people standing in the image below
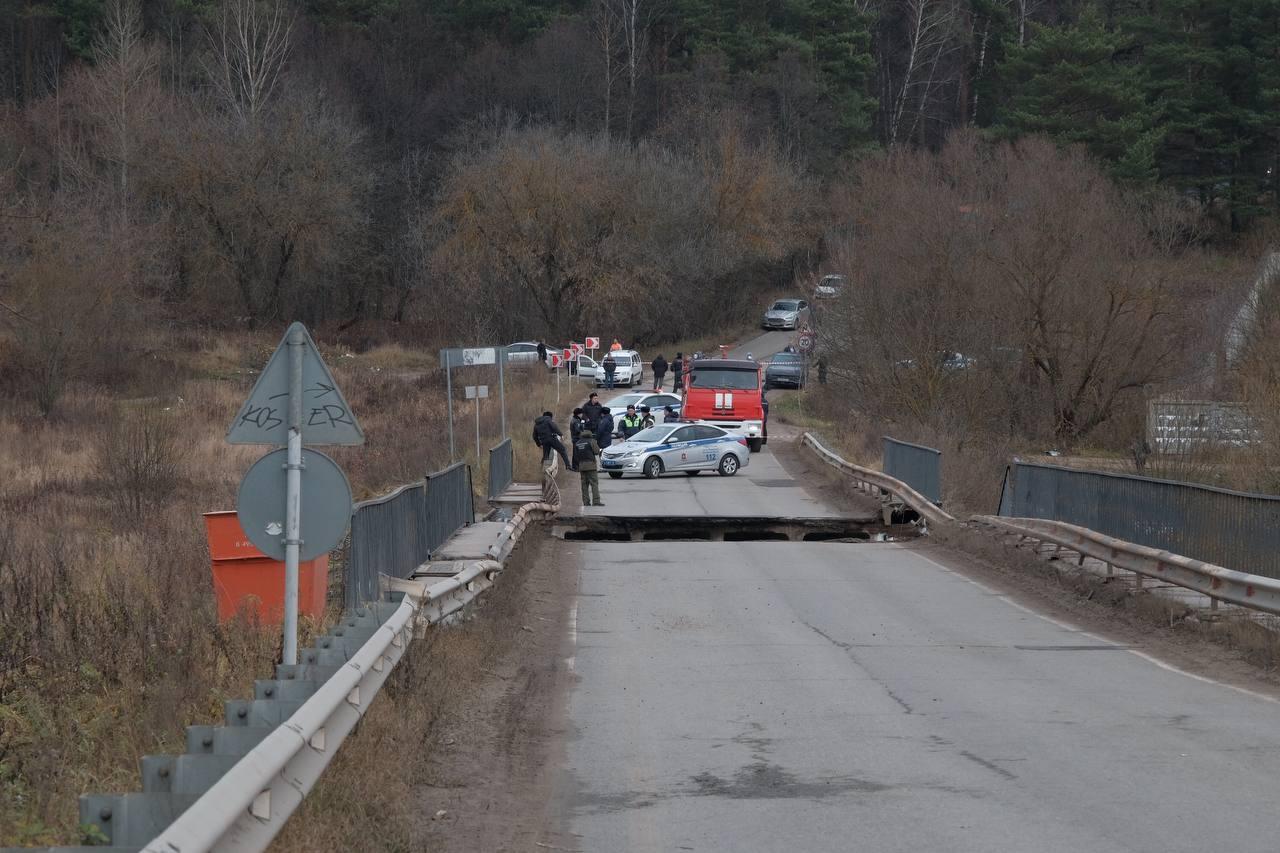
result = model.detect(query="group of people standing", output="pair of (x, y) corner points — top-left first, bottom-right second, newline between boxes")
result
(648, 352), (685, 392)
(530, 395), (617, 506)
(531, 388), (685, 506)
(528, 338), (697, 507)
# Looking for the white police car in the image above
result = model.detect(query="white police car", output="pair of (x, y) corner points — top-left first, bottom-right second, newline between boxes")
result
(600, 423), (750, 479)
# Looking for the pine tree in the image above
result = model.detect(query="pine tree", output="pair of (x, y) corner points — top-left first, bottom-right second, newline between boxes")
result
(995, 7), (1162, 183)
(1125, 0), (1280, 229)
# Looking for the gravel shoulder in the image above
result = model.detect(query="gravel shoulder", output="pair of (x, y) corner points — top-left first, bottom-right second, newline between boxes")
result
(413, 530), (581, 853)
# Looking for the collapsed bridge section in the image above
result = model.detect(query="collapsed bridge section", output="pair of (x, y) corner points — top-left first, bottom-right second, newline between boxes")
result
(553, 515), (920, 543)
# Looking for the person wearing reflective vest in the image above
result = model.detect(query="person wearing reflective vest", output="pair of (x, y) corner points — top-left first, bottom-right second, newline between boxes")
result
(619, 405), (644, 438)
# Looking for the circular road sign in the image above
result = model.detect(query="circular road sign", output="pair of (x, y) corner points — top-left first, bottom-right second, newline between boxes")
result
(798, 334), (814, 353)
(236, 448), (353, 561)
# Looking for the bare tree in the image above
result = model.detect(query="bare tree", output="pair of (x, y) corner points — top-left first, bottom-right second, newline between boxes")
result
(884, 0), (962, 147)
(620, 0), (653, 138)
(590, 0), (623, 135)
(828, 133), (1194, 446)
(86, 0), (161, 222)
(591, 0), (657, 138)
(431, 121), (813, 341)
(203, 0), (294, 124)
(1013, 0), (1045, 47)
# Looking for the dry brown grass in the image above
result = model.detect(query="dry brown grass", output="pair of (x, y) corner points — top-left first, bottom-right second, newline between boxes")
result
(270, 530), (549, 852)
(0, 331), (568, 846)
(0, 382), (280, 845)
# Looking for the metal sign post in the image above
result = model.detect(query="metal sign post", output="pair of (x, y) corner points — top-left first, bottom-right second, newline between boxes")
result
(547, 350), (563, 404)
(440, 346), (508, 463)
(549, 353), (562, 402)
(228, 322), (362, 667)
(445, 350), (454, 460)
(466, 385), (489, 460)
(498, 354), (507, 440)
(284, 328), (303, 667)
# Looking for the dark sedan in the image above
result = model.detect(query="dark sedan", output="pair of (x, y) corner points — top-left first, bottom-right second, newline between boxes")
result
(764, 352), (806, 388)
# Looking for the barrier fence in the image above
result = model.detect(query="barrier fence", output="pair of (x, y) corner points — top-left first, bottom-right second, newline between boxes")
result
(345, 461), (475, 609)
(997, 461), (1280, 580)
(883, 437), (942, 505)
(489, 438), (514, 498)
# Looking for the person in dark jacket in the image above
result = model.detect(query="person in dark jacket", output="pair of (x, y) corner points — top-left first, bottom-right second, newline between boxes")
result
(651, 354), (668, 391)
(639, 405), (655, 429)
(760, 391), (769, 446)
(573, 432), (603, 506)
(663, 405), (679, 423)
(602, 353), (617, 389)
(570, 407), (586, 440)
(582, 393), (603, 430)
(595, 407), (614, 449)
(533, 411), (572, 470)
(537, 340), (547, 363)
(671, 353), (684, 391)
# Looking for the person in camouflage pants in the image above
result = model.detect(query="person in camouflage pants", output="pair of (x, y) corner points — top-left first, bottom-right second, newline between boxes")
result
(572, 432), (603, 506)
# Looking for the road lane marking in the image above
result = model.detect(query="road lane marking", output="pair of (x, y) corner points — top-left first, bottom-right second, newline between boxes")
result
(908, 548), (1280, 706)
(566, 601), (578, 673)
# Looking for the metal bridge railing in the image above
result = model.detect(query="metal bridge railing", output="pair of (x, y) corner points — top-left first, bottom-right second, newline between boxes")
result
(425, 461), (474, 550)
(998, 460), (1280, 580)
(883, 436), (942, 506)
(489, 438), (513, 499)
(345, 461), (475, 609)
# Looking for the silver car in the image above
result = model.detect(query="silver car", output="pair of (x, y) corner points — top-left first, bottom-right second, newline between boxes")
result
(761, 298), (810, 330)
(599, 423), (751, 479)
(814, 274), (846, 299)
(505, 341), (541, 364)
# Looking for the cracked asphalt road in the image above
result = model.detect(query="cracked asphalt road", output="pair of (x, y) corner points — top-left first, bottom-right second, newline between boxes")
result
(555, 446), (1280, 852)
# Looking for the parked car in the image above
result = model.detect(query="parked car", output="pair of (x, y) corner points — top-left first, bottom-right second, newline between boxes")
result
(894, 351), (976, 372)
(764, 351), (806, 389)
(574, 353), (599, 381)
(592, 350), (643, 386)
(600, 423), (750, 479)
(603, 391), (684, 418)
(506, 341), (542, 364)
(814, 274), (846, 299)
(761, 298), (810, 331)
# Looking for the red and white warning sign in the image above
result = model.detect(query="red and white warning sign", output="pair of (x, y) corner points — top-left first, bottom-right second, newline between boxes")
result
(585, 336), (600, 349)
(571, 342), (584, 356)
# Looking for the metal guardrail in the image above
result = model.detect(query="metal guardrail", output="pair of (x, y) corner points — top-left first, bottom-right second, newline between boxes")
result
(974, 516), (1280, 617)
(132, 478), (558, 853)
(490, 455), (560, 562)
(11, 458), (535, 853)
(882, 436), (942, 505)
(345, 461), (475, 610)
(801, 433), (953, 528)
(998, 460), (1280, 580)
(489, 438), (514, 499)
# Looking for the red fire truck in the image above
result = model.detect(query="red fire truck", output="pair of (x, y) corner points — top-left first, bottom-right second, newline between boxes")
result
(679, 357), (765, 452)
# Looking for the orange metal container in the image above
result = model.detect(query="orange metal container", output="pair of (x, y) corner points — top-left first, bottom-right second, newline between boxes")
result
(203, 511), (327, 624)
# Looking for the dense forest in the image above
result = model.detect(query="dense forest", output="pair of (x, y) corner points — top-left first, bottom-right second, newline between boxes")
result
(2, 0), (1279, 412)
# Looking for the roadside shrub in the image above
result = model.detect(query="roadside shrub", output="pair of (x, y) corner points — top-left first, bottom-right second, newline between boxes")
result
(94, 407), (187, 523)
